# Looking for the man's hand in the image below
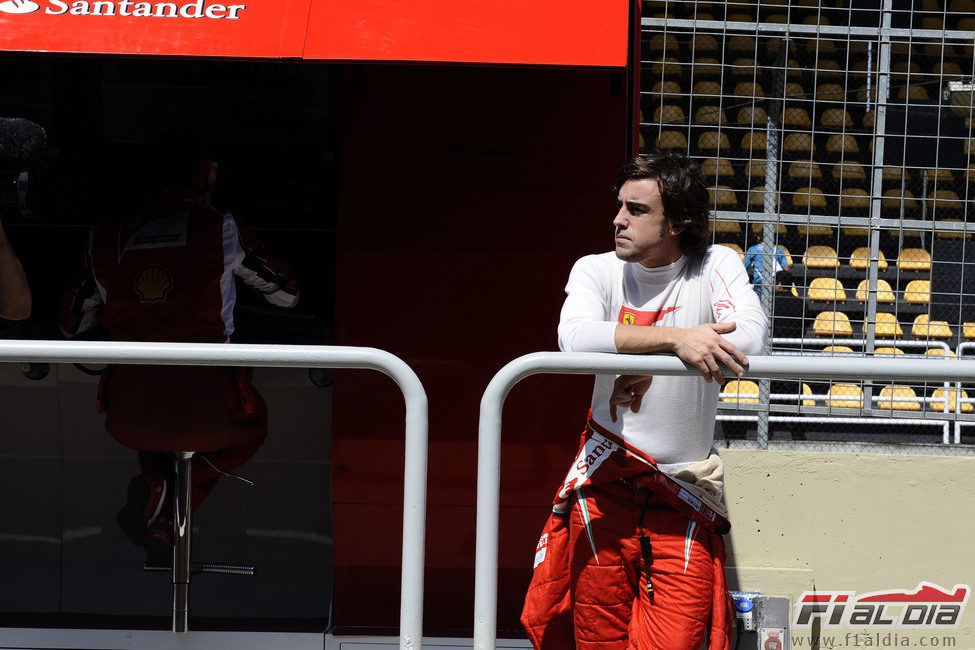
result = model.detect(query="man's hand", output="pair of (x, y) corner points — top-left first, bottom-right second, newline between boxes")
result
(609, 374), (654, 423)
(670, 322), (748, 384)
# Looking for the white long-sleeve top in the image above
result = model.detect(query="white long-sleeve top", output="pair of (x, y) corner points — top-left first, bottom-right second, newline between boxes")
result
(558, 245), (768, 471)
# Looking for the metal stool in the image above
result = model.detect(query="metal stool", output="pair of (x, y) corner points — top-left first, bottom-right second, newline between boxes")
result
(103, 365), (266, 633)
(143, 451), (255, 632)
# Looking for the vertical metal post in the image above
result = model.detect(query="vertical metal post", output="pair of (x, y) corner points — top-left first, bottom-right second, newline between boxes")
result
(172, 452), (194, 633)
(758, 38), (788, 449)
(864, 1), (894, 410)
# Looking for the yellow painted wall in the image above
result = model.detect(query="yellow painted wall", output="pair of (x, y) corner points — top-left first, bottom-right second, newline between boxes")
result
(723, 449), (975, 648)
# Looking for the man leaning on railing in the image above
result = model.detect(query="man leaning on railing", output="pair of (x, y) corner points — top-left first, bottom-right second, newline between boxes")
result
(520, 151), (768, 650)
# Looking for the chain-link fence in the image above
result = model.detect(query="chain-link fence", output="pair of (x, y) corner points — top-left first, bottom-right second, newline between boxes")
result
(640, 0), (975, 453)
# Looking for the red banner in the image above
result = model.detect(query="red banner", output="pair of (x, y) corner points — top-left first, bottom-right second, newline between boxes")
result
(0, 0), (629, 66)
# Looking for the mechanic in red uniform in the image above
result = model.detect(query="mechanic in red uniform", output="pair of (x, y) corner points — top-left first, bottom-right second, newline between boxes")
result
(521, 152), (768, 649)
(59, 137), (299, 563)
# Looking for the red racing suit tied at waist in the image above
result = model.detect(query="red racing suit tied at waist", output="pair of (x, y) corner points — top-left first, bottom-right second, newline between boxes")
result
(553, 418), (730, 535)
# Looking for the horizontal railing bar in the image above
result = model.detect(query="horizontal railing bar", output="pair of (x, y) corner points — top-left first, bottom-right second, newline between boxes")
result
(474, 352), (975, 649)
(641, 17), (975, 41)
(0, 339), (427, 650)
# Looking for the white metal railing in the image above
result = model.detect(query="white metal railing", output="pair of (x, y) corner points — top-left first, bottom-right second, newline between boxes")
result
(0, 340), (428, 650)
(473, 352), (975, 650)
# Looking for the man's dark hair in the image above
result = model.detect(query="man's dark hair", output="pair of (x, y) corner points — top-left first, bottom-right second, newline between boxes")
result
(615, 150), (711, 257)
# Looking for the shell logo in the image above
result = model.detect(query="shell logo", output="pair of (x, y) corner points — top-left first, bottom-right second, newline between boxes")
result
(0, 0), (41, 13)
(134, 264), (173, 303)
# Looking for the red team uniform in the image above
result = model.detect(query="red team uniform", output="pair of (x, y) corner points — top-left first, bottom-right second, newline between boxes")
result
(521, 246), (767, 649)
(60, 201), (298, 510)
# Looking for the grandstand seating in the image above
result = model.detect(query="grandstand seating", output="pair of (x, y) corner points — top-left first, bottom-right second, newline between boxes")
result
(823, 345), (854, 354)
(639, 14), (974, 384)
(903, 280), (931, 304)
(897, 248), (932, 271)
(721, 380), (761, 404)
(826, 384), (864, 409)
(868, 313), (903, 338)
(814, 311), (853, 336)
(930, 388), (974, 414)
(913, 314), (953, 340)
(873, 347), (904, 355)
(849, 247), (888, 271)
(809, 277), (846, 302)
(856, 279), (895, 303)
(878, 385), (922, 411)
(803, 245), (840, 269)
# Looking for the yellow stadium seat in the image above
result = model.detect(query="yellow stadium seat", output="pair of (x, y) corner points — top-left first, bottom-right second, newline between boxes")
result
(826, 134), (860, 157)
(728, 35), (758, 56)
(838, 188), (870, 213)
(924, 348), (956, 359)
(698, 131), (731, 153)
(873, 347), (904, 355)
(718, 242), (745, 260)
(868, 313), (903, 338)
(695, 106), (728, 126)
(711, 220), (742, 235)
(709, 186), (739, 209)
(782, 107), (812, 128)
(898, 248), (931, 271)
(733, 81), (765, 98)
(657, 130), (688, 151)
(793, 185), (828, 213)
(748, 186), (781, 211)
(731, 57), (759, 77)
(930, 388), (974, 414)
(745, 160), (767, 182)
(820, 105), (854, 128)
(924, 168), (956, 185)
(878, 385), (921, 411)
(692, 80), (723, 97)
(690, 33), (719, 54)
(693, 57), (722, 77)
(742, 131), (768, 154)
(903, 280), (931, 305)
(802, 383), (816, 407)
(648, 33), (680, 54)
(856, 279), (895, 304)
(928, 189), (963, 217)
(788, 161), (823, 182)
(823, 345), (855, 354)
(803, 245), (840, 269)
(912, 314), (953, 340)
(783, 132), (815, 156)
(832, 162), (868, 184)
(826, 383), (864, 409)
(650, 80), (683, 97)
(701, 157), (735, 180)
(721, 380), (761, 404)
(809, 277), (847, 302)
(653, 105), (686, 124)
(814, 311), (853, 337)
(737, 106), (768, 127)
(650, 57), (682, 77)
(849, 247), (888, 271)
(881, 189), (919, 214)
(963, 322), (975, 340)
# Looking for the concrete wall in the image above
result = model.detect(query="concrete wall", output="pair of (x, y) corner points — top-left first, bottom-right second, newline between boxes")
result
(723, 448), (975, 649)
